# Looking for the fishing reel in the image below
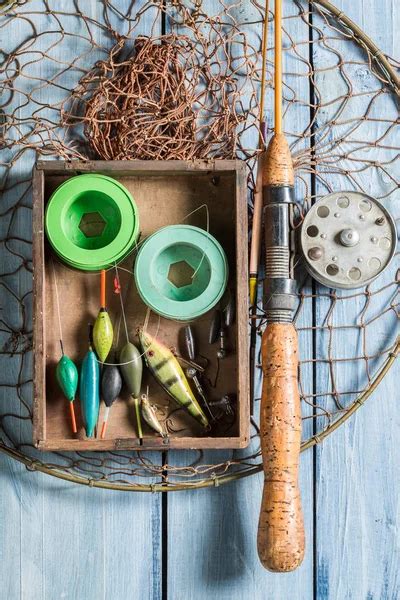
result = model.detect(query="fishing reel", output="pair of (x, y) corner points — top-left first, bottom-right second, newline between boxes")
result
(299, 191), (397, 289)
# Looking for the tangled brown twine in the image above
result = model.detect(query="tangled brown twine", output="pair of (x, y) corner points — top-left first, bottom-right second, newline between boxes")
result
(69, 35), (240, 160)
(0, 0), (399, 491)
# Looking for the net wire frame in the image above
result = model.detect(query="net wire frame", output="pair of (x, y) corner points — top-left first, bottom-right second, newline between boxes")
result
(0, 0), (399, 491)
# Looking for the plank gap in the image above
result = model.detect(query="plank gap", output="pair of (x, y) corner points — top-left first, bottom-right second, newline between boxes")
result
(307, 3), (318, 599)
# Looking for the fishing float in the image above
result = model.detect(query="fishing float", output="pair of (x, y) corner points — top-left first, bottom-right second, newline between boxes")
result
(119, 341), (144, 442)
(80, 327), (100, 438)
(100, 354), (123, 439)
(55, 340), (78, 434)
(52, 259), (79, 434)
(93, 269), (114, 364)
(257, 0), (305, 572)
(249, 0), (269, 307)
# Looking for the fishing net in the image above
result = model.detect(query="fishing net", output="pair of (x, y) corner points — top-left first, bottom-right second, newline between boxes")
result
(0, 0), (398, 491)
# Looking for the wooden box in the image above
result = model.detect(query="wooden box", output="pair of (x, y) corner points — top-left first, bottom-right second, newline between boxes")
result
(32, 160), (249, 451)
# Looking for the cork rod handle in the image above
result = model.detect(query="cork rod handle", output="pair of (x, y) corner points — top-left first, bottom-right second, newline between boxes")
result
(257, 322), (305, 572)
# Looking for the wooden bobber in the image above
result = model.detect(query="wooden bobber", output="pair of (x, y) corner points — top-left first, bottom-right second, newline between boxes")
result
(93, 269), (114, 363)
(119, 342), (143, 441)
(100, 358), (122, 439)
(55, 351), (78, 434)
(80, 341), (100, 438)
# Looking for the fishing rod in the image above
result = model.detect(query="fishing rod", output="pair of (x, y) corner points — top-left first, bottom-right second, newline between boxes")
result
(249, 0), (269, 417)
(249, 0), (269, 307)
(257, 0), (305, 572)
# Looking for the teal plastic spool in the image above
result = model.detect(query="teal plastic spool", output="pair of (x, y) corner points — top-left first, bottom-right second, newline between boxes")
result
(134, 225), (228, 321)
(45, 174), (139, 271)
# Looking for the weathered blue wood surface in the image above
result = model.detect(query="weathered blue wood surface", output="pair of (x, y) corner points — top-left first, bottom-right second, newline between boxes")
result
(313, 2), (400, 599)
(0, 1), (398, 599)
(0, 3), (163, 600)
(165, 2), (315, 598)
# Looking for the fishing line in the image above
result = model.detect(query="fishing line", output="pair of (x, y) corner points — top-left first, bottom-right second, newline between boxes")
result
(115, 264), (130, 344)
(143, 307), (151, 333)
(51, 252), (165, 365)
(180, 203), (210, 281)
(114, 299), (122, 349)
(51, 257), (64, 356)
(48, 199), (221, 433)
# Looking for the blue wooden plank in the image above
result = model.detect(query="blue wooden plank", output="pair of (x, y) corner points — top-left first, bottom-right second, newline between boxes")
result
(312, 1), (400, 598)
(0, 2), (162, 599)
(0, 2), (398, 598)
(165, 2), (315, 598)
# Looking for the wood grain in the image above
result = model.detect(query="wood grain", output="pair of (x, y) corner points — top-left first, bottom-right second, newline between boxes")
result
(32, 167), (46, 443)
(166, 2), (314, 598)
(0, 2), (398, 599)
(1, 4), (164, 600)
(313, 2), (400, 598)
(257, 323), (305, 571)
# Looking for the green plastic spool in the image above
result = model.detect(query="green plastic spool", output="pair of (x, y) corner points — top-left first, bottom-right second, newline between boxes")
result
(134, 225), (228, 321)
(45, 174), (139, 271)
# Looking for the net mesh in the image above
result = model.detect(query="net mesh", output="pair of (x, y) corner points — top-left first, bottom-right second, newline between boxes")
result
(0, 0), (399, 490)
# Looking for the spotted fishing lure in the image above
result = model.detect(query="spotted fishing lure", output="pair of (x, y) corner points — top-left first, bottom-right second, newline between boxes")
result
(138, 329), (209, 429)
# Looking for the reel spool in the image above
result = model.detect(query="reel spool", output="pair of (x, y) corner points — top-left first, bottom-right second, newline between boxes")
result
(300, 192), (397, 289)
(134, 225), (228, 321)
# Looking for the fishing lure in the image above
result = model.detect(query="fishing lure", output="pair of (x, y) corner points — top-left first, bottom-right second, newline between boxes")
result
(208, 309), (221, 344)
(100, 360), (122, 439)
(141, 392), (165, 437)
(209, 394), (234, 416)
(119, 342), (143, 441)
(56, 345), (78, 434)
(184, 325), (196, 361)
(93, 270), (114, 363)
(217, 327), (227, 359)
(80, 342), (100, 438)
(182, 325), (215, 421)
(223, 293), (235, 327)
(138, 329), (209, 429)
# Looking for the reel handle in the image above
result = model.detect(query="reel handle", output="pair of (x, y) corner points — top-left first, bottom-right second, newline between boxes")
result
(257, 322), (305, 572)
